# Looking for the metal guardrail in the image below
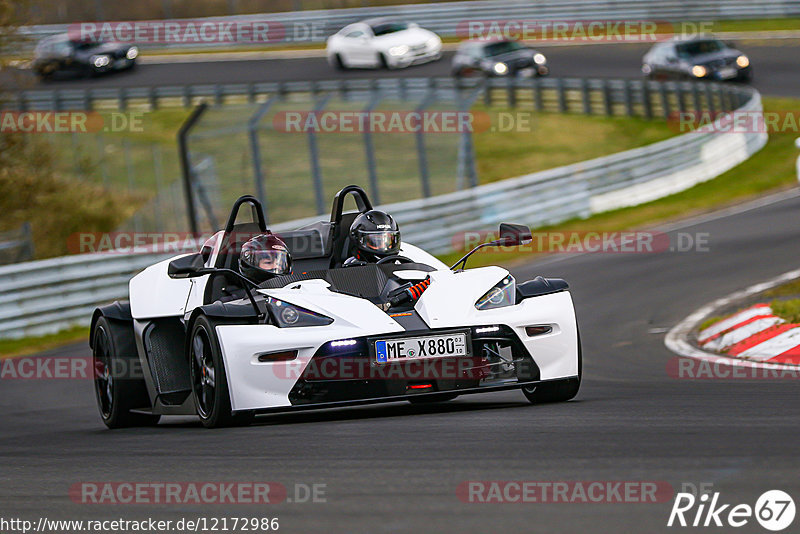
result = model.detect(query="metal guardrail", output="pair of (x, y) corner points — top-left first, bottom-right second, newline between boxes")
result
(0, 78), (764, 339)
(17, 0), (800, 49)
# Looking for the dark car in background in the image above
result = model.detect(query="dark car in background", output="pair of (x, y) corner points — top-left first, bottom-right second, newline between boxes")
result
(32, 35), (138, 80)
(452, 39), (549, 78)
(642, 36), (751, 82)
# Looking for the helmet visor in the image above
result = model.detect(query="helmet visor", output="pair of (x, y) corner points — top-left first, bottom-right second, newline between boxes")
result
(356, 230), (400, 254)
(251, 249), (291, 276)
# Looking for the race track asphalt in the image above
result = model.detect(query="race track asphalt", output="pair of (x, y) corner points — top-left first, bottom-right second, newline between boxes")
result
(7, 40), (800, 98)
(3, 191), (800, 533)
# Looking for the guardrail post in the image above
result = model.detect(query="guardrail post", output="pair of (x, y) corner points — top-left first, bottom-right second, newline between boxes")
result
(581, 79), (591, 114)
(507, 77), (516, 108)
(119, 87), (127, 111)
(178, 102), (208, 235)
(20, 222), (34, 262)
(691, 83), (701, 113)
(247, 96), (279, 223)
(363, 92), (382, 205)
(602, 80), (612, 116)
(415, 89), (436, 198)
(483, 78), (492, 107)
(704, 84), (716, 114)
(97, 134), (109, 187)
(247, 82), (256, 104)
(152, 144), (164, 231)
(675, 83), (686, 114)
(641, 81), (653, 119)
(307, 93), (331, 215)
(398, 78), (408, 101)
(658, 83), (670, 119)
(214, 84), (223, 106)
(716, 85), (727, 111)
(556, 78), (567, 113)
(149, 87), (159, 110)
(623, 80), (634, 116)
(182, 85), (191, 108)
(533, 79), (543, 111)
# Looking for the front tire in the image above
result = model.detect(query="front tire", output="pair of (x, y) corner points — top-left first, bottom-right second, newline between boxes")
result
(522, 330), (582, 404)
(92, 316), (160, 429)
(189, 316), (254, 428)
(333, 53), (346, 70)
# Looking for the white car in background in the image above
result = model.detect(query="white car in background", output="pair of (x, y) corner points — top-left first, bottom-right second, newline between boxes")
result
(326, 18), (442, 70)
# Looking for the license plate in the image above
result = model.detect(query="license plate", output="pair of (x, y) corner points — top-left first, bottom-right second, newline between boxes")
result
(375, 333), (468, 363)
(718, 67), (737, 79)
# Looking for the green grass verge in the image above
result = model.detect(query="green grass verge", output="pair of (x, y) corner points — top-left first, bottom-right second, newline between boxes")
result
(765, 279), (800, 298)
(438, 96), (800, 268)
(771, 299), (800, 324)
(0, 326), (89, 360)
(473, 110), (674, 183)
(699, 316), (725, 331)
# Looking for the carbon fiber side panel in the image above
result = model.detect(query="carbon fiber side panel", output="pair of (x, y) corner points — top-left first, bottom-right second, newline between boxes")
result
(144, 319), (190, 394)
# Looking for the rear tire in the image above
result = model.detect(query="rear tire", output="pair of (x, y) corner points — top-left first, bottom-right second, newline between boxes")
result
(92, 316), (160, 429)
(522, 330), (582, 404)
(189, 315), (255, 428)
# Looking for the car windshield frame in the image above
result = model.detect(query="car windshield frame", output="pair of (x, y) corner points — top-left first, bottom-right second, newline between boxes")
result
(483, 40), (525, 57)
(676, 39), (726, 58)
(370, 21), (410, 37)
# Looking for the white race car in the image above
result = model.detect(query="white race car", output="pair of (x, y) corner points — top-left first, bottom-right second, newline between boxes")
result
(89, 186), (581, 428)
(326, 18), (442, 70)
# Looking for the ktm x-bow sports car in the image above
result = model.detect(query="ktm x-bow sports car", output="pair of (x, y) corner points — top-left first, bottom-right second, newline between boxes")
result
(90, 186), (581, 428)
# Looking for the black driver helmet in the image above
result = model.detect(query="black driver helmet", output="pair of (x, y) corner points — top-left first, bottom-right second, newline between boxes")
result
(239, 232), (292, 283)
(349, 210), (401, 261)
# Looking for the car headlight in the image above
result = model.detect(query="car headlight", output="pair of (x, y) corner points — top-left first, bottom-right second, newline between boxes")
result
(92, 55), (110, 68)
(493, 62), (509, 75)
(641, 64), (652, 74)
(389, 45), (410, 57)
(266, 297), (333, 327)
(126, 46), (138, 60)
(533, 53), (546, 65)
(691, 65), (707, 78)
(736, 55), (749, 68)
(426, 36), (441, 49)
(475, 275), (515, 310)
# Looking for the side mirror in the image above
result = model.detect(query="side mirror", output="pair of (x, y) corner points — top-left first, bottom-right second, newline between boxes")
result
(499, 223), (532, 246)
(167, 252), (206, 278)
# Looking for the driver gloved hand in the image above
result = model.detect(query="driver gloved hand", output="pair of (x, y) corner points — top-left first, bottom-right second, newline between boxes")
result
(343, 256), (368, 267)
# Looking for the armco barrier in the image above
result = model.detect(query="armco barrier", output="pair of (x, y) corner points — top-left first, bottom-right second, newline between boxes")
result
(17, 0), (800, 50)
(0, 81), (766, 339)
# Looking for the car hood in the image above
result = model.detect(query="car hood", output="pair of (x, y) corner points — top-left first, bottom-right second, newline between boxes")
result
(373, 27), (436, 48)
(684, 49), (742, 66)
(256, 266), (511, 331)
(485, 49), (536, 63)
(78, 42), (130, 56)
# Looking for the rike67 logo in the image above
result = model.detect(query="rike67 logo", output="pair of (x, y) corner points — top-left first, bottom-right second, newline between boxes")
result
(668, 489), (795, 531)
